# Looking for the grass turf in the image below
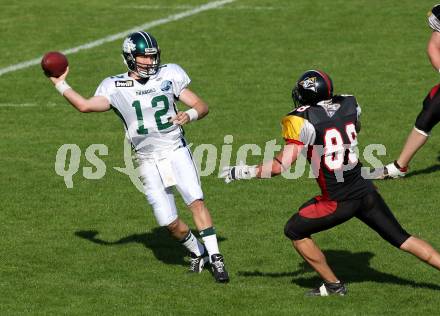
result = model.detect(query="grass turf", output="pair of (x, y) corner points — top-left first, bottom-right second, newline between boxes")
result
(1, 0), (440, 314)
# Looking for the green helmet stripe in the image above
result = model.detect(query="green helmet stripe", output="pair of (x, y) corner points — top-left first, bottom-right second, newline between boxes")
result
(138, 31), (152, 48)
(144, 32), (154, 48)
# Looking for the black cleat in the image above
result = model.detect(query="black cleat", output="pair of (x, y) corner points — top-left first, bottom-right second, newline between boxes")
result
(210, 254), (229, 283)
(306, 281), (347, 297)
(189, 251), (209, 273)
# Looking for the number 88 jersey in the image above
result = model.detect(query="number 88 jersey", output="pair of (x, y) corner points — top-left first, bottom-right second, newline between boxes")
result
(281, 95), (375, 201)
(94, 63), (190, 158)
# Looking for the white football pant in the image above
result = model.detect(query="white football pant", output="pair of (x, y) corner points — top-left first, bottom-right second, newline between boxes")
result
(138, 146), (203, 226)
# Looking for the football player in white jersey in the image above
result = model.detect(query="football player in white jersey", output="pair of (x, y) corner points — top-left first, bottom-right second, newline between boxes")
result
(378, 5), (440, 179)
(45, 31), (229, 282)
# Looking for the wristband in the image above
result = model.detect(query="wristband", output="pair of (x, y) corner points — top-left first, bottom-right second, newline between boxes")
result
(55, 80), (72, 96)
(185, 108), (199, 122)
(248, 165), (258, 178)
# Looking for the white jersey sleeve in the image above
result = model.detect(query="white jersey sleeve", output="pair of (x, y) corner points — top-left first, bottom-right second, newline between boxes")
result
(165, 64), (191, 98)
(428, 5), (440, 32)
(94, 77), (116, 103)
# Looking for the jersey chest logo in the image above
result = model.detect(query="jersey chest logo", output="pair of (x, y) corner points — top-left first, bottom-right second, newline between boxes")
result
(160, 80), (172, 91)
(136, 88), (157, 96)
(115, 80), (134, 87)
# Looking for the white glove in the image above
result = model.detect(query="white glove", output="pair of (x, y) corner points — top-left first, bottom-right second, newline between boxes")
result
(379, 161), (407, 179)
(221, 164), (257, 183)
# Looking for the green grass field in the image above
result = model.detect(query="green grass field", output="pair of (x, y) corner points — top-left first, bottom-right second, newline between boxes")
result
(1, 0), (440, 314)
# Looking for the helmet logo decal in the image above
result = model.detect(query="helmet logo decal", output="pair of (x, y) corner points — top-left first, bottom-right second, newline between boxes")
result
(123, 38), (136, 53)
(299, 77), (317, 92)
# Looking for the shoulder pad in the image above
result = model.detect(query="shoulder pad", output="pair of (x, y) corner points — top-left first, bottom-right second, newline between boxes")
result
(160, 63), (181, 71)
(287, 105), (311, 119)
(108, 73), (134, 88)
(334, 94), (357, 104)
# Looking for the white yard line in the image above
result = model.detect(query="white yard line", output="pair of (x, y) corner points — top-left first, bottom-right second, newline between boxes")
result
(0, 103), (61, 107)
(0, 103), (37, 107)
(0, 0), (235, 77)
(124, 4), (275, 10)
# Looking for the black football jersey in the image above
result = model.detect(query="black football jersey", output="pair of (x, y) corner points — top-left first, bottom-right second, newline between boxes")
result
(281, 95), (375, 201)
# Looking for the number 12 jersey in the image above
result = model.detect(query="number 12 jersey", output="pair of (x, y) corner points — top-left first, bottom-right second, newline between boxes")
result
(95, 63), (190, 158)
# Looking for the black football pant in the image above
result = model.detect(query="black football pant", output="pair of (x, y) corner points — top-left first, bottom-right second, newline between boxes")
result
(284, 190), (410, 248)
(415, 83), (440, 134)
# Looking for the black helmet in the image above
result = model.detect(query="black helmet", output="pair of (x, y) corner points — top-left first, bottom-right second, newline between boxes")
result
(292, 70), (333, 106)
(122, 31), (160, 78)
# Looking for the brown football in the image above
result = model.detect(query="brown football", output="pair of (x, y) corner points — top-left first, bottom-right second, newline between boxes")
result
(41, 51), (68, 77)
